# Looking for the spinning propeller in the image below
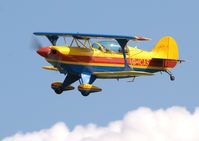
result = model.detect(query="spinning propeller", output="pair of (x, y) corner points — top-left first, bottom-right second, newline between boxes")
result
(31, 35), (62, 69)
(31, 36), (42, 51)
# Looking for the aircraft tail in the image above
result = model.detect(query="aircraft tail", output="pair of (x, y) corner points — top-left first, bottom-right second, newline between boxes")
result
(152, 36), (178, 60)
(151, 37), (180, 69)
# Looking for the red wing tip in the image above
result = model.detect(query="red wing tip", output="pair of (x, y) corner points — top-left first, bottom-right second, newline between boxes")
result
(135, 36), (152, 40)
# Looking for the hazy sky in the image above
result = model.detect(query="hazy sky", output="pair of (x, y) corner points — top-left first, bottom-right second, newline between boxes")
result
(1, 0), (199, 140)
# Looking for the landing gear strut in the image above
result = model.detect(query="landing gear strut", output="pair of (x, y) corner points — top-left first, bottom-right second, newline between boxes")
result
(128, 76), (136, 82)
(165, 70), (175, 81)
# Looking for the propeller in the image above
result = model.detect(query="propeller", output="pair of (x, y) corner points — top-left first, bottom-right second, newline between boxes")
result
(31, 35), (63, 71)
(30, 36), (43, 51)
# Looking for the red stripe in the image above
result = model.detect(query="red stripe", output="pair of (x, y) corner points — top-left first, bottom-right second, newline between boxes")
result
(49, 53), (124, 64)
(48, 53), (177, 68)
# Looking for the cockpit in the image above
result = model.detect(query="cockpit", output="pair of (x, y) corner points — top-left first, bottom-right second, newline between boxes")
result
(92, 41), (124, 53)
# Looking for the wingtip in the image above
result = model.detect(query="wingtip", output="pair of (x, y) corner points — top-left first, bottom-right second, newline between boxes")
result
(135, 36), (152, 41)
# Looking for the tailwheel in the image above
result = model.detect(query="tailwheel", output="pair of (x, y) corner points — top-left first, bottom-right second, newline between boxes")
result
(81, 92), (90, 96)
(170, 75), (175, 81)
(165, 70), (175, 81)
(54, 87), (63, 94)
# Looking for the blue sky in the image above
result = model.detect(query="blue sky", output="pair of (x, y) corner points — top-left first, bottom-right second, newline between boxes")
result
(1, 0), (199, 139)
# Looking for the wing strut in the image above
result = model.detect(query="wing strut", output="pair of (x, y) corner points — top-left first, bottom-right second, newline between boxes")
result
(116, 39), (132, 71)
(46, 35), (59, 46)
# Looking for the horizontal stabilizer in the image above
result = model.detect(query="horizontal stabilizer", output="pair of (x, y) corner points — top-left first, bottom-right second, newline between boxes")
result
(152, 58), (186, 62)
(151, 58), (186, 68)
(42, 66), (58, 71)
(177, 59), (186, 63)
(93, 71), (155, 79)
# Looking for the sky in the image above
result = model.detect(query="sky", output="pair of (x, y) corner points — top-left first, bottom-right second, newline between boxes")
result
(1, 0), (199, 140)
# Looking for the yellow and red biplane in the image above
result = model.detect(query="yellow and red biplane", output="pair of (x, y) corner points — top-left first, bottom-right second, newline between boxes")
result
(34, 32), (185, 96)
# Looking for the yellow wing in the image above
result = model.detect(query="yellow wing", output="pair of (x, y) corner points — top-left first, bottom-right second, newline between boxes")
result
(92, 71), (155, 79)
(42, 66), (156, 79)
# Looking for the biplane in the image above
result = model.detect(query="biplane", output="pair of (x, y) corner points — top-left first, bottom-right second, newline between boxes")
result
(33, 32), (185, 96)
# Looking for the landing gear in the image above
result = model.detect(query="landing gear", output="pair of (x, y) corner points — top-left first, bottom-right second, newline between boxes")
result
(54, 87), (63, 94)
(128, 76), (136, 82)
(52, 73), (80, 95)
(170, 75), (175, 81)
(81, 92), (90, 96)
(165, 70), (175, 81)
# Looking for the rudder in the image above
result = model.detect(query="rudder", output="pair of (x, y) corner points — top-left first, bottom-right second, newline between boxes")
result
(152, 37), (178, 60)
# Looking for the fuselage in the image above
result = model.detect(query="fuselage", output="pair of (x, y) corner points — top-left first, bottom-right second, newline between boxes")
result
(37, 45), (177, 76)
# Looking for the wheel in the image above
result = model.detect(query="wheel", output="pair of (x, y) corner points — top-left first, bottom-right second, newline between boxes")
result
(81, 92), (90, 96)
(170, 75), (175, 81)
(54, 88), (63, 94)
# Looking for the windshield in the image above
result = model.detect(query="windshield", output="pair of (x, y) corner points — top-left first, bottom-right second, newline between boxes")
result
(98, 41), (121, 53)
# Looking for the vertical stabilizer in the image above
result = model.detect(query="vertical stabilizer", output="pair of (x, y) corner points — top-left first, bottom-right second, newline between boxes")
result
(152, 37), (178, 60)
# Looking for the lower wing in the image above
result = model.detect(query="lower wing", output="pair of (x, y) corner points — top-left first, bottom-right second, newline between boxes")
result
(92, 71), (155, 79)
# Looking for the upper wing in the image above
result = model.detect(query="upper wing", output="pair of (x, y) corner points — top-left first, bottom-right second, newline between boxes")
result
(92, 71), (155, 79)
(33, 32), (151, 41)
